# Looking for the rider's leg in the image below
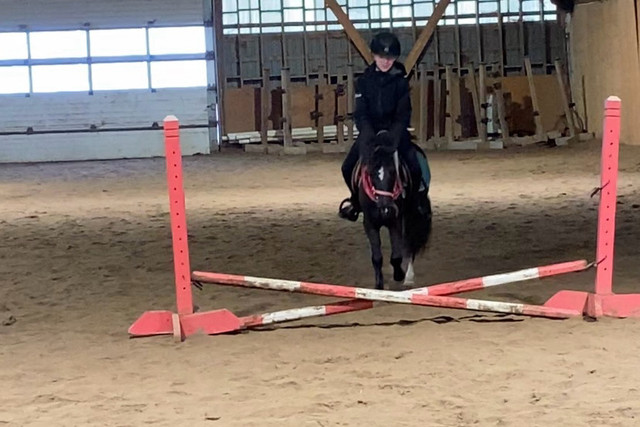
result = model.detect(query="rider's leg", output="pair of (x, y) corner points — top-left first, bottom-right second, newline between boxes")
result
(397, 136), (430, 216)
(341, 140), (359, 193)
(397, 137), (423, 191)
(338, 138), (362, 221)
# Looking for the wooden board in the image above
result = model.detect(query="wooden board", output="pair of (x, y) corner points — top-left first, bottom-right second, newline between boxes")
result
(450, 72), (463, 139)
(223, 87), (258, 133)
(501, 75), (564, 135)
(290, 85), (317, 129)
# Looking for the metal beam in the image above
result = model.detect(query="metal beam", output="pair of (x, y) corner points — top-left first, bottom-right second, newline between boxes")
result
(204, 0), (223, 150)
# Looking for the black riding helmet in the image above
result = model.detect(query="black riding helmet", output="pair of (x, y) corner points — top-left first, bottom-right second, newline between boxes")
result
(370, 31), (401, 59)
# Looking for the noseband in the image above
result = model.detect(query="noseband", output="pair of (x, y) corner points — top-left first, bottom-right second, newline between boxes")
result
(360, 164), (403, 202)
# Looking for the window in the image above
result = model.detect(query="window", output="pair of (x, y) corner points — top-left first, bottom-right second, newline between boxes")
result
(522, 0), (541, 13)
(0, 33), (28, 60)
(219, 0), (557, 33)
(90, 29), (147, 56)
(479, 1), (498, 14)
(414, 2), (434, 18)
(92, 62), (149, 90)
(458, 1), (476, 16)
(0, 25), (209, 94)
(30, 30), (87, 59)
(148, 27), (206, 55)
(500, 0), (521, 13)
(0, 66), (29, 93)
(32, 64), (89, 92)
(150, 60), (207, 88)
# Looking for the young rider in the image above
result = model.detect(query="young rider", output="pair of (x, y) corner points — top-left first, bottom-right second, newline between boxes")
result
(338, 31), (423, 222)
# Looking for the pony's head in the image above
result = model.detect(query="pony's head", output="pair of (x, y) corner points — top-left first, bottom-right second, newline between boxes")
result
(360, 131), (403, 221)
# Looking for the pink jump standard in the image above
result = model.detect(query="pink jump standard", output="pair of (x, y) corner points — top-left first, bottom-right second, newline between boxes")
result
(543, 96), (640, 318)
(128, 108), (609, 341)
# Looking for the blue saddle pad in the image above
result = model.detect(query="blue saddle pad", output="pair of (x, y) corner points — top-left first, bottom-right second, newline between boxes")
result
(416, 151), (431, 189)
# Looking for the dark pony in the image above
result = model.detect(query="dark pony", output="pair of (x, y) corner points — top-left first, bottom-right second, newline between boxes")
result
(354, 131), (432, 290)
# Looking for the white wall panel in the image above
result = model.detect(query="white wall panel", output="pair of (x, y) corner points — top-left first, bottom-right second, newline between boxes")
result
(0, 89), (208, 132)
(0, 129), (210, 163)
(0, 88), (211, 162)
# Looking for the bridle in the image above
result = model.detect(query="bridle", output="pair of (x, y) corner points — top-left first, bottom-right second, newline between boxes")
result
(359, 152), (404, 202)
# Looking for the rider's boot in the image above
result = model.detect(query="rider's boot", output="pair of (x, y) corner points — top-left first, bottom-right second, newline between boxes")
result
(338, 191), (361, 222)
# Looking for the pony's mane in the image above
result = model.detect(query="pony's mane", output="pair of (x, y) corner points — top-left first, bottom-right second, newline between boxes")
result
(361, 132), (397, 169)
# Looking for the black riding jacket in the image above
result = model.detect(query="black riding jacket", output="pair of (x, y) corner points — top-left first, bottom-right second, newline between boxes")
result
(353, 61), (412, 147)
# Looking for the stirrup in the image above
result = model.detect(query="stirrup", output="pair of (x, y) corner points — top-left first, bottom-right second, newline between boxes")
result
(338, 198), (360, 222)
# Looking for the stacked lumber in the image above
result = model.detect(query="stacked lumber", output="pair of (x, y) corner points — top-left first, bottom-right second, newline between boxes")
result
(223, 125), (358, 145)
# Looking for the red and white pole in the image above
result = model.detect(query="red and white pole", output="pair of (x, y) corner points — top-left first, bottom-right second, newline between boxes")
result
(407, 260), (588, 296)
(192, 271), (582, 319)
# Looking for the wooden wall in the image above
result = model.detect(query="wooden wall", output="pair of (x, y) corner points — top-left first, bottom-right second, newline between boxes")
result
(223, 71), (567, 143)
(569, 0), (640, 145)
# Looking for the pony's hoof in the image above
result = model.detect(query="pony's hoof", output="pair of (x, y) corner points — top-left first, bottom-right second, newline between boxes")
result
(393, 270), (406, 282)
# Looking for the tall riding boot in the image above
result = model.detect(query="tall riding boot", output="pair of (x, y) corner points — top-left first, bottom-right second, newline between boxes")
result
(339, 188), (360, 222)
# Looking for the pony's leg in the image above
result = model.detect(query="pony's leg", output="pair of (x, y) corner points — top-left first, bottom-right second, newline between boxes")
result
(364, 223), (384, 290)
(389, 224), (406, 283)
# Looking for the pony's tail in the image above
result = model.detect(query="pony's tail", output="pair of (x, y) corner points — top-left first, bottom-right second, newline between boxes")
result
(404, 193), (432, 257)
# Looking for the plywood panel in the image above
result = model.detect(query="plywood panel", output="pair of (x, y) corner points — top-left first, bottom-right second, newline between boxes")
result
(460, 26), (478, 67)
(289, 85), (316, 128)
(223, 87), (257, 133)
(458, 76), (477, 138)
(437, 27), (457, 66)
(223, 37), (240, 79)
(547, 22), (567, 65)
(570, 1), (640, 144)
(418, 39), (438, 69)
(327, 35), (350, 75)
(238, 36), (261, 80)
(526, 22), (546, 65)
(482, 26), (502, 65)
(396, 31), (415, 65)
(285, 36), (306, 77)
(503, 23), (522, 68)
(222, 83), (344, 134)
(501, 75), (564, 135)
(320, 85), (337, 127)
(450, 74), (462, 138)
(262, 35), (283, 77)
(307, 34), (327, 73)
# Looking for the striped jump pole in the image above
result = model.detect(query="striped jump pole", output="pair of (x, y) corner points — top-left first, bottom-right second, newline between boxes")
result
(186, 259), (588, 333)
(239, 299), (373, 329)
(405, 259), (589, 296)
(191, 271), (583, 319)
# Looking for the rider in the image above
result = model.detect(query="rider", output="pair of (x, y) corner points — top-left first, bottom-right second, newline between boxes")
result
(338, 31), (424, 222)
